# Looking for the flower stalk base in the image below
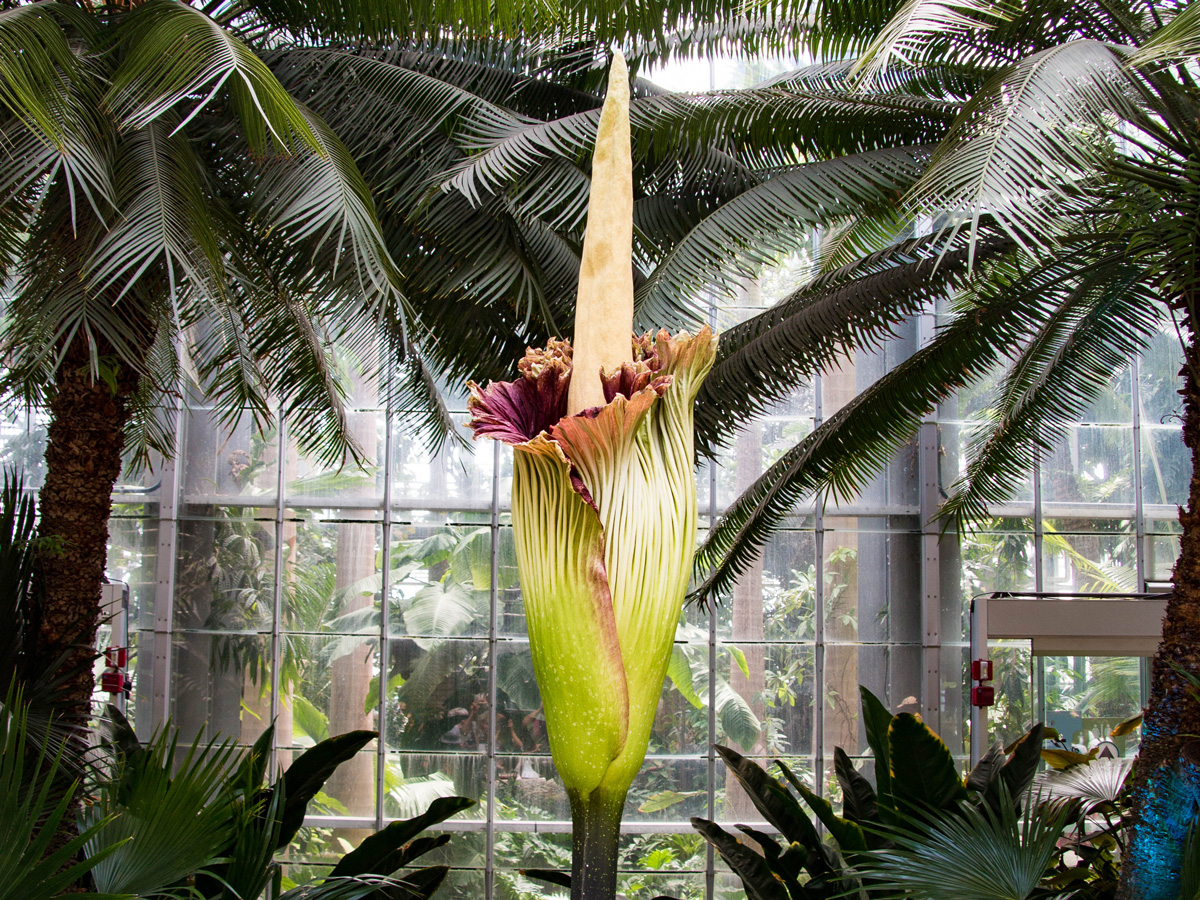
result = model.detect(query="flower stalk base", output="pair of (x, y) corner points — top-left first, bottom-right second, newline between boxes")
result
(568, 788), (625, 900)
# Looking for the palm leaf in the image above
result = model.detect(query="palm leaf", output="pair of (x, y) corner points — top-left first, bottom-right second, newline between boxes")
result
(0, 692), (126, 900)
(940, 252), (1163, 526)
(1128, 2), (1200, 66)
(905, 39), (1137, 262)
(268, 46), (499, 164)
(694, 229), (1013, 456)
(107, 0), (319, 153)
(1034, 757), (1133, 811)
(692, 253), (1056, 602)
(254, 104), (403, 317)
(855, 787), (1076, 900)
(83, 730), (239, 896)
(385, 343), (464, 453)
(852, 0), (1014, 86)
(85, 118), (226, 301)
(636, 147), (931, 327)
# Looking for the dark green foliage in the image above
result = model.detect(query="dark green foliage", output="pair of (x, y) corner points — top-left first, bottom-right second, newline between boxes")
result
(690, 819), (791, 900)
(329, 795), (475, 900)
(0, 691), (125, 900)
(41, 707), (473, 900)
(0, 473), (85, 761)
(887, 713), (969, 816)
(694, 687), (1048, 900)
(274, 729), (377, 845)
(686, 0), (1200, 610)
(835, 747), (880, 832)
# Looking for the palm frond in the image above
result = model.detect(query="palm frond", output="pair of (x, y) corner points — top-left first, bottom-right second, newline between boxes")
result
(1128, 2), (1200, 66)
(4, 190), (159, 391)
(636, 147), (931, 328)
(940, 253), (1163, 526)
(268, 46), (498, 164)
(852, 0), (1015, 86)
(227, 292), (357, 470)
(694, 230), (1015, 457)
(0, 691), (126, 900)
(854, 789), (1075, 900)
(107, 0), (319, 153)
(190, 299), (272, 436)
(85, 118), (225, 301)
(0, 3), (85, 155)
(84, 730), (239, 897)
(254, 104), (403, 317)
(386, 344), (463, 453)
(0, 6), (113, 220)
(693, 253), (1056, 603)
(905, 39), (1137, 262)
(818, 208), (914, 273)
(1034, 757), (1133, 811)
(241, 0), (818, 56)
(445, 104), (599, 206)
(123, 312), (181, 471)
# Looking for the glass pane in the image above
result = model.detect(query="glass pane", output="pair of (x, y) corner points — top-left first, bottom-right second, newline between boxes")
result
(1041, 520), (1136, 593)
(180, 406), (279, 505)
(174, 514), (277, 632)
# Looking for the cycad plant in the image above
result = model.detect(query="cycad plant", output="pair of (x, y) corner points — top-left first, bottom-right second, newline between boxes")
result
(1, 0), (411, 721)
(675, 2), (1200, 894)
(0, 0), (867, 731)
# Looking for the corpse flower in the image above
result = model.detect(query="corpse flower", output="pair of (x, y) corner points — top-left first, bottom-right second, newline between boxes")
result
(466, 51), (717, 900)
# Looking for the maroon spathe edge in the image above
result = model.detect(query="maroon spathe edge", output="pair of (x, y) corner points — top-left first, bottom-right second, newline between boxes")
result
(467, 333), (673, 447)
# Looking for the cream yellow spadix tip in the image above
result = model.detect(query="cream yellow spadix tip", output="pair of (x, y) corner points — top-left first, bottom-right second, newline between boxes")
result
(567, 50), (634, 416)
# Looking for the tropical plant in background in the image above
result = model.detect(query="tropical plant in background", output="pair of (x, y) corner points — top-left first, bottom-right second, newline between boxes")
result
(468, 53), (717, 900)
(673, 1), (1200, 893)
(690, 686), (1048, 900)
(0, 687), (473, 900)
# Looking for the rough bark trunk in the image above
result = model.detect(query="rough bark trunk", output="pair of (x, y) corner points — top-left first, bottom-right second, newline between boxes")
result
(1119, 341), (1200, 899)
(34, 338), (138, 720)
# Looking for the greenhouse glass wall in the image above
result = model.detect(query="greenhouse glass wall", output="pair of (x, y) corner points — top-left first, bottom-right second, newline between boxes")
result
(1, 282), (1185, 900)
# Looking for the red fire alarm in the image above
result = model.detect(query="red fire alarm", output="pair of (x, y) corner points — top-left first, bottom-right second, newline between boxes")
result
(101, 670), (132, 696)
(971, 685), (995, 707)
(971, 659), (993, 681)
(105, 646), (128, 668)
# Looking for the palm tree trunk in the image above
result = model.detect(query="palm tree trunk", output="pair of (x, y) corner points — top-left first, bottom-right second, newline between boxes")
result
(1120, 336), (1200, 899)
(34, 338), (137, 721)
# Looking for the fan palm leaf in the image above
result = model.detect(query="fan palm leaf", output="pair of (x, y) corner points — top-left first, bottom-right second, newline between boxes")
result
(854, 791), (1076, 900)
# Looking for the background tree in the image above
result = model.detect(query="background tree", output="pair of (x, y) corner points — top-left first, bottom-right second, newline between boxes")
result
(680, 1), (1200, 896)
